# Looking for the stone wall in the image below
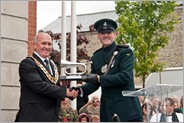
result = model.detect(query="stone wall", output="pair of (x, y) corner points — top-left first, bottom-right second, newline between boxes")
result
(1, 1), (28, 121)
(157, 7), (183, 67)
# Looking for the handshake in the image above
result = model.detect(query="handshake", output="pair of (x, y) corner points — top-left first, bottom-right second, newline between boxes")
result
(66, 86), (81, 100)
(65, 74), (100, 100)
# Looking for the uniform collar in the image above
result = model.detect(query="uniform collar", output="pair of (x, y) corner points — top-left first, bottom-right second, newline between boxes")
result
(102, 41), (116, 53)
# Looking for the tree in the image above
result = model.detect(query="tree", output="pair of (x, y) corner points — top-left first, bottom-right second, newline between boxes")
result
(115, 1), (179, 88)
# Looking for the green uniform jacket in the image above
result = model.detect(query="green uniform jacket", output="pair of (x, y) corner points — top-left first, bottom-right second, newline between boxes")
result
(81, 42), (142, 122)
(58, 107), (78, 122)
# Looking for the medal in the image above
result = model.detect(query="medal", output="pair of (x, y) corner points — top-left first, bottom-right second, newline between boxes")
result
(101, 64), (107, 74)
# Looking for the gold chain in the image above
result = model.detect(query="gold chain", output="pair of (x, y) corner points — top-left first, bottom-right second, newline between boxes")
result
(31, 56), (59, 85)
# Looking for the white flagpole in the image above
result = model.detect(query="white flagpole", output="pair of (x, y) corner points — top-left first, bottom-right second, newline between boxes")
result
(61, 1), (66, 76)
(70, 1), (77, 110)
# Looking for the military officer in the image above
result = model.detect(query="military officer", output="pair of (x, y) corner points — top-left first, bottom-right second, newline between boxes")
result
(76, 18), (143, 122)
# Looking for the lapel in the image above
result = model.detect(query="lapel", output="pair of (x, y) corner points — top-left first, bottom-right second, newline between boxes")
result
(33, 53), (45, 66)
(32, 53), (55, 76)
(31, 53), (59, 84)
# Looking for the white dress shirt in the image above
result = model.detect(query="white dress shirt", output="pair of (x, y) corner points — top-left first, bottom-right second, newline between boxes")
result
(150, 113), (183, 122)
(34, 52), (53, 75)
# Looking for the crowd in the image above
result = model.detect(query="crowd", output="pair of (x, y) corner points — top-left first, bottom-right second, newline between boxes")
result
(140, 95), (183, 122)
(58, 95), (183, 122)
(58, 94), (100, 122)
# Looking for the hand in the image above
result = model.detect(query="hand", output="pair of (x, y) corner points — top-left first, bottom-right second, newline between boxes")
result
(82, 74), (99, 83)
(86, 100), (92, 106)
(70, 86), (81, 95)
(60, 80), (71, 87)
(66, 88), (78, 100)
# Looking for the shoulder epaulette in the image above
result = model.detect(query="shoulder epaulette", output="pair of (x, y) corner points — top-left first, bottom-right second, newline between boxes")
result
(117, 44), (129, 48)
(93, 47), (103, 55)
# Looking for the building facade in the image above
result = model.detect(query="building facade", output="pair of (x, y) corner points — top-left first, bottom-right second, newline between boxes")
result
(0, 1), (36, 121)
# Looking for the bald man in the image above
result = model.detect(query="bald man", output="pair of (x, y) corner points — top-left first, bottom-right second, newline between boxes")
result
(15, 32), (78, 122)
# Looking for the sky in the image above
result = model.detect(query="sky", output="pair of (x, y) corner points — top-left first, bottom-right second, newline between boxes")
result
(37, 1), (116, 31)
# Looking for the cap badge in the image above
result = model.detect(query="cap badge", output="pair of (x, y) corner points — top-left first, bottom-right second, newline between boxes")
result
(103, 22), (107, 27)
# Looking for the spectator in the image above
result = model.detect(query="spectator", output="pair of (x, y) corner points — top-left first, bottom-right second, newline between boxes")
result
(58, 98), (78, 122)
(150, 98), (183, 122)
(78, 113), (89, 122)
(79, 95), (100, 118)
(151, 96), (161, 113)
(180, 96), (183, 113)
(142, 102), (155, 122)
(90, 115), (100, 122)
(172, 95), (180, 108)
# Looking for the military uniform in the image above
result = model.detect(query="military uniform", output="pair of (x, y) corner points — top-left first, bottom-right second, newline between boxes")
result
(58, 107), (78, 122)
(81, 18), (143, 122)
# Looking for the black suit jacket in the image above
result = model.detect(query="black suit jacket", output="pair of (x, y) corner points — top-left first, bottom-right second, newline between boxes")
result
(15, 53), (66, 122)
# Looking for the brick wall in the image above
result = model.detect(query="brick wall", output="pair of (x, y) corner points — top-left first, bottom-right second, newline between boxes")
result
(28, 1), (37, 56)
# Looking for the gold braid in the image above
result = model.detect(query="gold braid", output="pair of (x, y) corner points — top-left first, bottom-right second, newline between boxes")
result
(31, 56), (59, 85)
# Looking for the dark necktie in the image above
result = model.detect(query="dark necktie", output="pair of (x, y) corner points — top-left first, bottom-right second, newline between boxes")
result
(44, 59), (51, 74)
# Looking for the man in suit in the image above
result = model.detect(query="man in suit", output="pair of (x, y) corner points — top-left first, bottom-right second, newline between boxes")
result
(76, 18), (143, 122)
(15, 32), (78, 122)
(150, 98), (183, 122)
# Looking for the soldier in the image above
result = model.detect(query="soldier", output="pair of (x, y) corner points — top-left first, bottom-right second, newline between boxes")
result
(90, 115), (100, 122)
(58, 98), (78, 122)
(75, 18), (143, 122)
